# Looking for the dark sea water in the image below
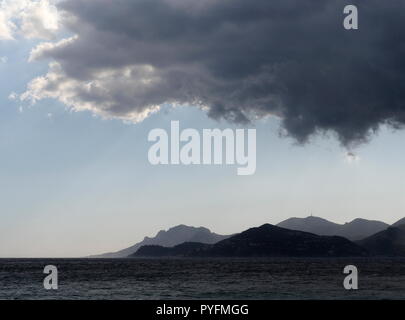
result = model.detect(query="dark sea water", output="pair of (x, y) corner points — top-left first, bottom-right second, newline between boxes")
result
(1, 258), (405, 300)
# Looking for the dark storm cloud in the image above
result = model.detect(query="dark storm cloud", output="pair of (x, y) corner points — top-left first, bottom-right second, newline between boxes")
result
(24, 0), (405, 145)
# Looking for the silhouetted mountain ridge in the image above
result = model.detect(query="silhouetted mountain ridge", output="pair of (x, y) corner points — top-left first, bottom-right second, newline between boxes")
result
(89, 225), (229, 258)
(89, 216), (405, 258)
(131, 224), (368, 258)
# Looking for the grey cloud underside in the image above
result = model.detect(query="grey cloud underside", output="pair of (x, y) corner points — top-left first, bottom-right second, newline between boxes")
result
(31, 0), (405, 145)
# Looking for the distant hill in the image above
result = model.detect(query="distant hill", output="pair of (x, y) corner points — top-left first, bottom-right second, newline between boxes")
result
(358, 225), (405, 256)
(89, 225), (229, 258)
(277, 216), (388, 241)
(130, 224), (368, 258)
(134, 242), (211, 257)
(278, 216), (340, 235)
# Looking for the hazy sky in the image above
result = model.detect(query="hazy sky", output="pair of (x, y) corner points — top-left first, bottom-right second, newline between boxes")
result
(1, 0), (405, 257)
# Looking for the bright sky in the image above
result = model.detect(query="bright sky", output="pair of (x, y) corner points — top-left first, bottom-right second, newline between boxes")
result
(1, 0), (405, 257)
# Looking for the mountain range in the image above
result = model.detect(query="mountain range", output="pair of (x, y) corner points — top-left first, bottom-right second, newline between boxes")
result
(90, 216), (405, 258)
(132, 224), (368, 258)
(277, 216), (389, 240)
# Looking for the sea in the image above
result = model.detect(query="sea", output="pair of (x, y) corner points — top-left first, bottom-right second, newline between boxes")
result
(0, 258), (405, 300)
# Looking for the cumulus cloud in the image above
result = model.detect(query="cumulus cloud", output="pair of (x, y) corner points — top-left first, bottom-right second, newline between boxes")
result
(0, 0), (59, 40)
(21, 61), (162, 122)
(21, 0), (405, 146)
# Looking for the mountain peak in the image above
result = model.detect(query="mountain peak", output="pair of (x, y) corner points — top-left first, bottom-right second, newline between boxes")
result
(168, 225), (210, 233)
(346, 218), (385, 224)
(305, 215), (329, 220)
